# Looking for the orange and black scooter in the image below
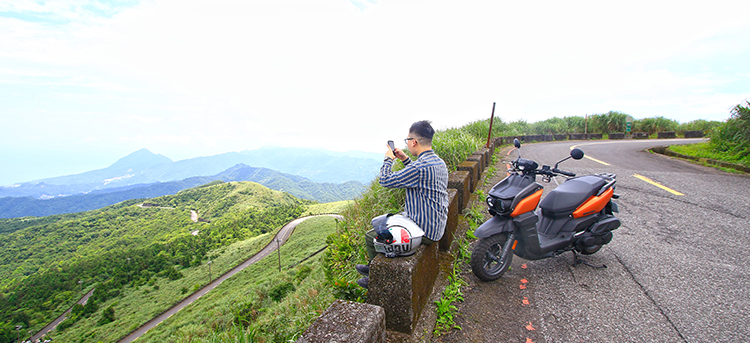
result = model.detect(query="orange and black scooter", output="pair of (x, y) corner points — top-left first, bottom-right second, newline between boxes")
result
(471, 139), (621, 281)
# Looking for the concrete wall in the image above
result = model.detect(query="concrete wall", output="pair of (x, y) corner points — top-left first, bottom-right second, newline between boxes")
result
(296, 300), (386, 343)
(657, 131), (677, 139)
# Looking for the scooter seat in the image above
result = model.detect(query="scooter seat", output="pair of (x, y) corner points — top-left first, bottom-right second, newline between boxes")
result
(539, 175), (607, 215)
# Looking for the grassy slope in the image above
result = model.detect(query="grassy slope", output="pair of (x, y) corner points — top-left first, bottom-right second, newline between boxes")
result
(134, 215), (339, 343)
(669, 142), (750, 169)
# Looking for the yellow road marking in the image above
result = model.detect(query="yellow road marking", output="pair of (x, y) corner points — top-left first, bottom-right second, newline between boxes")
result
(585, 155), (611, 166)
(633, 173), (684, 196)
(570, 145), (611, 166)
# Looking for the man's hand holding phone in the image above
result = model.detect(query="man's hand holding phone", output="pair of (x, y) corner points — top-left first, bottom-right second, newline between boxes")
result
(386, 140), (407, 161)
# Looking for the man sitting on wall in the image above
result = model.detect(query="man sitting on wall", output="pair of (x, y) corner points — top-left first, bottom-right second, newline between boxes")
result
(356, 120), (449, 289)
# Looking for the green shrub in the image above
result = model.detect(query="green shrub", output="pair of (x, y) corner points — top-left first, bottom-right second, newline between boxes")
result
(677, 119), (721, 135)
(269, 281), (295, 302)
(709, 101), (750, 164)
(97, 306), (115, 326)
(634, 116), (679, 134)
(295, 265), (312, 282)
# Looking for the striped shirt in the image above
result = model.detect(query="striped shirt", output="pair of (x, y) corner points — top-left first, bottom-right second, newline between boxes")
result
(379, 150), (449, 241)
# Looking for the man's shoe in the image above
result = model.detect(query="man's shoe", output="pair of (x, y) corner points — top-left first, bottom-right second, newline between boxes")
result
(357, 277), (369, 289)
(355, 264), (370, 276)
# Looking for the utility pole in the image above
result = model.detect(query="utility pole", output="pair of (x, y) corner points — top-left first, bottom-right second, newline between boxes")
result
(207, 261), (212, 282)
(486, 102), (496, 148)
(276, 238), (281, 273)
(585, 114), (588, 135)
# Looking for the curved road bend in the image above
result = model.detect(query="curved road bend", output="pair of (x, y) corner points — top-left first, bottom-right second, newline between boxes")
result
(438, 139), (750, 343)
(118, 214), (342, 343)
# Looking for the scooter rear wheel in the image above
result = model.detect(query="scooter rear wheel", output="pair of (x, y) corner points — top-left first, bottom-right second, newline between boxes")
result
(471, 233), (513, 281)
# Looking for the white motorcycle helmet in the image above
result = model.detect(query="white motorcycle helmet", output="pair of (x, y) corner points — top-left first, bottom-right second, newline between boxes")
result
(373, 214), (425, 257)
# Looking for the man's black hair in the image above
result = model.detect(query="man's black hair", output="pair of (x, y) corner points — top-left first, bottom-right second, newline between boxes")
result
(409, 120), (435, 144)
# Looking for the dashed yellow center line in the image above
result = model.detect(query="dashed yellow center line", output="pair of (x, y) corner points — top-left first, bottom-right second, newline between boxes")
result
(633, 173), (684, 196)
(570, 145), (611, 166)
(584, 155), (611, 166)
(568, 143), (685, 196)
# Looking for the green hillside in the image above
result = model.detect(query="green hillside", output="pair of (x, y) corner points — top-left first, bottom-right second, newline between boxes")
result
(0, 181), (313, 341)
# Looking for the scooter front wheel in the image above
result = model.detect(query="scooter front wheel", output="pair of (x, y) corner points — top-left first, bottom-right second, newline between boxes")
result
(471, 233), (513, 281)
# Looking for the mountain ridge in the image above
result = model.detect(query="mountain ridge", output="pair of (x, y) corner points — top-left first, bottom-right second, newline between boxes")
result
(1, 147), (381, 199)
(0, 163), (365, 218)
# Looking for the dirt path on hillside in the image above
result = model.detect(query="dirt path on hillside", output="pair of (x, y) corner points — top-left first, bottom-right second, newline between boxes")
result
(118, 214), (342, 343)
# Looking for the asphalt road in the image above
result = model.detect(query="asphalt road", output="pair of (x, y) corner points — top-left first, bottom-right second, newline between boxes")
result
(438, 139), (750, 343)
(29, 289), (95, 342)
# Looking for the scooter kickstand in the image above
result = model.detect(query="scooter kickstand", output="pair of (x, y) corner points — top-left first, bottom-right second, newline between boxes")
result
(572, 251), (607, 269)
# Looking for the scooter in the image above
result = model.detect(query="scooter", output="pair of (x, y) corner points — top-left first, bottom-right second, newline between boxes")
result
(470, 139), (621, 281)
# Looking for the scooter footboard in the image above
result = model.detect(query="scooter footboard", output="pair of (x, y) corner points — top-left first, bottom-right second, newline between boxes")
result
(513, 212), (542, 256)
(474, 216), (513, 238)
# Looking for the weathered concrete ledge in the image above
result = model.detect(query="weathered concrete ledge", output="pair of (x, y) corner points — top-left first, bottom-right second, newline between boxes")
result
(457, 161), (480, 192)
(296, 300), (385, 343)
(657, 131), (677, 139)
(470, 149), (486, 170)
(448, 171), (470, 212)
(367, 242), (439, 334)
(439, 189), (459, 252)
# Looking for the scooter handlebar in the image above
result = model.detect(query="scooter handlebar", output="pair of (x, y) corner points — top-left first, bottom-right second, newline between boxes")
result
(552, 168), (575, 177)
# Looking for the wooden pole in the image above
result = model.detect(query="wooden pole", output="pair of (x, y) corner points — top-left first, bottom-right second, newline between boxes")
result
(486, 102), (496, 148)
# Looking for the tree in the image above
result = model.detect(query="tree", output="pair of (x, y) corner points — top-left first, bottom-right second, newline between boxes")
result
(97, 306), (115, 325)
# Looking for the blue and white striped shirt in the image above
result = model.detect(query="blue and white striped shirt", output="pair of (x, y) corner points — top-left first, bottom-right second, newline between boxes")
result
(379, 150), (449, 241)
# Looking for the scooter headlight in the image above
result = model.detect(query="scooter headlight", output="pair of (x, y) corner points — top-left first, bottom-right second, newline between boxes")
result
(486, 196), (494, 209)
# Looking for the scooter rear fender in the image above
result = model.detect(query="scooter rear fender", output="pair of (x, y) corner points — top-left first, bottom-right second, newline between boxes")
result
(474, 215), (514, 238)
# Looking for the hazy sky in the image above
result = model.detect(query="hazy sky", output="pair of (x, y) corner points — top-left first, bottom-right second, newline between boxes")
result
(1, 0), (749, 185)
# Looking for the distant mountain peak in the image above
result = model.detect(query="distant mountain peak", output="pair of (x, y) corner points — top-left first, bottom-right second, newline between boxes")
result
(109, 149), (173, 171)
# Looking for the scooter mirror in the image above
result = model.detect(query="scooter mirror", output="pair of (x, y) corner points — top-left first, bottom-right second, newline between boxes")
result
(513, 138), (521, 149)
(571, 148), (584, 160)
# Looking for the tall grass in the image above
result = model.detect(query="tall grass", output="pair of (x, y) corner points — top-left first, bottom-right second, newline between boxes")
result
(512, 112), (721, 136)
(432, 127), (483, 171)
(707, 101), (750, 166)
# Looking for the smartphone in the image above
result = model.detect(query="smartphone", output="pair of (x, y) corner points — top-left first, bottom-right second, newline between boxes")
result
(387, 140), (395, 153)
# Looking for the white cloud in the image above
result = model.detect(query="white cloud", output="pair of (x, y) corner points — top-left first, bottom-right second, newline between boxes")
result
(1, 0), (750, 184)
